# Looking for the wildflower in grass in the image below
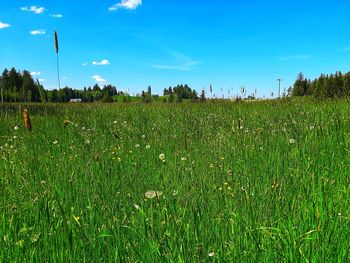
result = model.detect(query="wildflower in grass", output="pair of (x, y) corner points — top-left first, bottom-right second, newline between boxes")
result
(145, 190), (163, 199)
(135, 144), (140, 148)
(208, 252), (215, 257)
(289, 139), (296, 144)
(23, 108), (32, 131)
(159, 153), (165, 161)
(64, 120), (73, 126)
(145, 144), (150, 149)
(181, 157), (187, 161)
(85, 139), (90, 144)
(14, 125), (20, 130)
(117, 157), (121, 162)
(53, 140), (58, 145)
(142, 134), (146, 139)
(133, 204), (140, 210)
(114, 121), (118, 124)
(73, 215), (81, 226)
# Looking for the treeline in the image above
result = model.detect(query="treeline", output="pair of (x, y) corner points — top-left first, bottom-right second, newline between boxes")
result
(292, 71), (350, 98)
(0, 68), (46, 102)
(47, 84), (124, 103)
(0, 67), (203, 103)
(0, 68), (126, 103)
(140, 84), (199, 103)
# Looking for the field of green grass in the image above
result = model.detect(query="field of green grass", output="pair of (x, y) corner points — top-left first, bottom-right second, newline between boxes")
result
(1, 99), (349, 262)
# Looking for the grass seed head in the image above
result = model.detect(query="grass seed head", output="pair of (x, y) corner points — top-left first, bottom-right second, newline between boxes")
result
(23, 108), (32, 131)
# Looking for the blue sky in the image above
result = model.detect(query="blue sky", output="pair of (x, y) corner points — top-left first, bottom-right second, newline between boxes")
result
(1, 0), (350, 97)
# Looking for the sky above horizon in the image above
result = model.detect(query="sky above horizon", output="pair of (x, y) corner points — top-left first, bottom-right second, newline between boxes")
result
(1, 0), (350, 97)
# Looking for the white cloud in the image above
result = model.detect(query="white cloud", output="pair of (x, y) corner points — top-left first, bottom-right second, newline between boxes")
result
(92, 59), (111, 65)
(82, 62), (88, 66)
(21, 6), (46, 14)
(30, 29), (46, 35)
(279, 54), (311, 61)
(51, 14), (63, 18)
(30, 72), (41, 76)
(0, 22), (11, 29)
(151, 51), (200, 71)
(109, 0), (142, 11)
(92, 75), (107, 84)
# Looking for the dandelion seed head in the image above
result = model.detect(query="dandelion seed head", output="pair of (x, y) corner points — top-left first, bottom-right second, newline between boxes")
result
(159, 153), (165, 161)
(145, 190), (163, 199)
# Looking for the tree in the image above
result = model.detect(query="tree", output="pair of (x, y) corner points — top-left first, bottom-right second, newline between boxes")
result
(200, 89), (206, 102)
(101, 92), (113, 103)
(292, 73), (308, 96)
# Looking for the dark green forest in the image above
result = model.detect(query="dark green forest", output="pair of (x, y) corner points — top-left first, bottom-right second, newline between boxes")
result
(1, 67), (350, 103)
(292, 71), (350, 98)
(0, 67), (200, 103)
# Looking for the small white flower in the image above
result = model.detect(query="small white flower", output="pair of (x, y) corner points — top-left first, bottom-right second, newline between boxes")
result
(14, 125), (20, 130)
(85, 139), (90, 144)
(53, 140), (58, 145)
(135, 144), (140, 148)
(114, 121), (118, 124)
(82, 126), (86, 130)
(13, 136), (17, 139)
(159, 153), (165, 161)
(141, 134), (146, 139)
(208, 252), (215, 257)
(145, 191), (163, 199)
(181, 157), (187, 161)
(133, 204), (140, 210)
(145, 144), (151, 149)
(289, 139), (296, 144)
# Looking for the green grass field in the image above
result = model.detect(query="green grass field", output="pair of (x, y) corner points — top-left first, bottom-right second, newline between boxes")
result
(1, 99), (349, 262)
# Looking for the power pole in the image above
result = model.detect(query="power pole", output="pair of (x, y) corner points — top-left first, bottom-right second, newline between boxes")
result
(277, 78), (283, 98)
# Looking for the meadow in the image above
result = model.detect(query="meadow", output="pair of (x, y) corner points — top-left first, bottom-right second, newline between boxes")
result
(0, 99), (349, 262)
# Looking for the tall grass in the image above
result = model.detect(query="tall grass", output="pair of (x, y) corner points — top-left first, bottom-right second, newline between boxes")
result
(0, 99), (349, 262)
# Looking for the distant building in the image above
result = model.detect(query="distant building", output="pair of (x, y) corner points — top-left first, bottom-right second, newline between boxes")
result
(69, 99), (82, 103)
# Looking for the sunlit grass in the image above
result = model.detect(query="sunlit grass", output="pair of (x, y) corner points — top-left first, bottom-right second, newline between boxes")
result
(0, 99), (349, 262)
